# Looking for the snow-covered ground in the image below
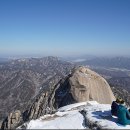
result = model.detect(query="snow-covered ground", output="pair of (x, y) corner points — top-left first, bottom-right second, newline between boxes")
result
(26, 110), (87, 129)
(84, 104), (130, 129)
(18, 101), (130, 129)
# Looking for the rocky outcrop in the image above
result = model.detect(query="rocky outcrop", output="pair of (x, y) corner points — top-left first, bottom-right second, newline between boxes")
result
(69, 67), (115, 104)
(54, 66), (115, 107)
(1, 66), (115, 129)
(1, 110), (22, 129)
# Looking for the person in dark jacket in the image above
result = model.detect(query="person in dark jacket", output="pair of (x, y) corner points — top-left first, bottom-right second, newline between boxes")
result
(111, 98), (121, 116)
(117, 100), (130, 125)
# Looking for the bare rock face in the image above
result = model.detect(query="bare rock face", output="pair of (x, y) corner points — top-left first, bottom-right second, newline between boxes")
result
(55, 66), (115, 107)
(69, 67), (115, 104)
(1, 110), (22, 129)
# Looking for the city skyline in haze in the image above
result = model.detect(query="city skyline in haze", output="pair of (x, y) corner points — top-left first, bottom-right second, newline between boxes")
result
(0, 0), (130, 58)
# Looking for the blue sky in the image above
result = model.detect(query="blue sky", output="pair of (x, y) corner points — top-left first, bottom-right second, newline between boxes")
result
(0, 0), (130, 57)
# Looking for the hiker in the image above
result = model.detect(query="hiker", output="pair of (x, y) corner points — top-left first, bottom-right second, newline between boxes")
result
(111, 98), (121, 116)
(117, 100), (130, 125)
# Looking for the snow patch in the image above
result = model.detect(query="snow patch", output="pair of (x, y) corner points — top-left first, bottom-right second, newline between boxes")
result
(27, 110), (87, 129)
(58, 102), (87, 112)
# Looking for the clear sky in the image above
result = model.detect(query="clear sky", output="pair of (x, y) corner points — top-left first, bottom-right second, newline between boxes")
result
(0, 0), (130, 57)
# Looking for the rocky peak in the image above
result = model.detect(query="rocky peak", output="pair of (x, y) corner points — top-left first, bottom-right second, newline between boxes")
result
(70, 66), (115, 104)
(1, 66), (115, 129)
(54, 66), (115, 108)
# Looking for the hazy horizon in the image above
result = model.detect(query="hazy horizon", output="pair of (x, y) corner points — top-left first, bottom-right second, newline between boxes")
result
(1, 53), (130, 59)
(0, 0), (130, 57)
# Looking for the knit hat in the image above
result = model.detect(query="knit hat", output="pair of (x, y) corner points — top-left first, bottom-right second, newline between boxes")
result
(116, 97), (123, 104)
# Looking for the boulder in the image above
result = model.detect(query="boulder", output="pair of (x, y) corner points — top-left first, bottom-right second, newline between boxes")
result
(54, 66), (115, 107)
(1, 110), (22, 129)
(69, 66), (115, 104)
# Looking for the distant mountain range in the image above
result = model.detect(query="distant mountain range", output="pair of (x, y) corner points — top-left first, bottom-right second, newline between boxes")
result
(0, 56), (74, 120)
(0, 58), (10, 63)
(63, 56), (130, 69)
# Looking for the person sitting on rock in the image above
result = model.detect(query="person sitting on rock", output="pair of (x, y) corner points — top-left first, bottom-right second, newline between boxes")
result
(117, 100), (130, 125)
(111, 98), (122, 116)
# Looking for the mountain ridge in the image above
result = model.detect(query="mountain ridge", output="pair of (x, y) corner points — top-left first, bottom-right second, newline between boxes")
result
(0, 56), (74, 120)
(1, 66), (115, 129)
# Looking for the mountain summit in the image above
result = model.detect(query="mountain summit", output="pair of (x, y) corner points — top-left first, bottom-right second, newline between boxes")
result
(69, 66), (115, 104)
(1, 66), (115, 129)
(54, 66), (115, 109)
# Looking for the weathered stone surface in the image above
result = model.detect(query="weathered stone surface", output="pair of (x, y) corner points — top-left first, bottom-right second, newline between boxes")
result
(69, 66), (115, 104)
(1, 110), (22, 129)
(54, 66), (115, 107)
